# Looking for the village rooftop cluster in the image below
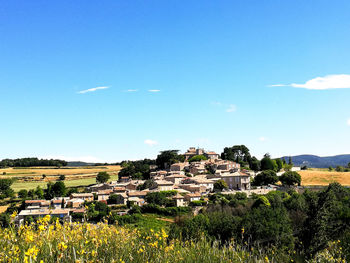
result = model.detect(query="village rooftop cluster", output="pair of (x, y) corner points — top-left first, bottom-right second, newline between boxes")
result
(15, 147), (270, 223)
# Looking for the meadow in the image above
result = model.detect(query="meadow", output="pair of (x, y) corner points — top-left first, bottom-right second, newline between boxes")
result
(0, 166), (121, 191)
(299, 169), (350, 186)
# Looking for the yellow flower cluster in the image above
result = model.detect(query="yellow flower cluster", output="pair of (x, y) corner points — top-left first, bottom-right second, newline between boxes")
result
(0, 215), (298, 262)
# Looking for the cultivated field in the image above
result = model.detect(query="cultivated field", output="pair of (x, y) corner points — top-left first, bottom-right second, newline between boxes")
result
(0, 165), (121, 191)
(300, 169), (350, 186)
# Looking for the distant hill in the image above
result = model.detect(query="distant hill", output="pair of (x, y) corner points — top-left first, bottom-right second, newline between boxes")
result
(281, 154), (350, 168)
(67, 161), (96, 167)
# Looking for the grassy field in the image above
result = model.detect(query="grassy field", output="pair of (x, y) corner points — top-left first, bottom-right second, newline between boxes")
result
(300, 169), (350, 186)
(0, 165), (121, 191)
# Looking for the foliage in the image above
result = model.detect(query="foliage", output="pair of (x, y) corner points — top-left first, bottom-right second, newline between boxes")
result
(280, 171), (301, 186)
(44, 182), (66, 199)
(252, 170), (278, 186)
(0, 179), (14, 199)
(118, 161), (150, 180)
(59, 174), (65, 181)
(260, 154), (278, 171)
(108, 194), (125, 205)
(96, 171), (111, 183)
(145, 191), (177, 207)
(156, 150), (184, 169)
(18, 189), (28, 199)
(137, 179), (157, 190)
(220, 145), (251, 166)
(0, 157), (67, 168)
(0, 215), (294, 263)
(213, 179), (228, 191)
(141, 204), (191, 216)
(250, 156), (261, 171)
(188, 155), (208, 163)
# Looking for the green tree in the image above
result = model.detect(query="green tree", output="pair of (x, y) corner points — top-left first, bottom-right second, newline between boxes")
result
(108, 194), (125, 205)
(0, 179), (14, 199)
(35, 186), (44, 199)
(279, 171), (301, 186)
(188, 155), (208, 163)
(59, 174), (66, 181)
(213, 179), (228, 191)
(156, 150), (184, 169)
(252, 170), (278, 186)
(221, 145), (251, 166)
(260, 154), (278, 171)
(250, 156), (261, 171)
(18, 189), (28, 199)
(45, 181), (66, 199)
(288, 156), (293, 166)
(96, 172), (110, 184)
(275, 158), (283, 171)
(137, 179), (157, 190)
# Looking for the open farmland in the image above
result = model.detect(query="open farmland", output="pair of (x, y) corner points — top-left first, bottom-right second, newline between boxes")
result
(299, 169), (350, 186)
(0, 165), (121, 191)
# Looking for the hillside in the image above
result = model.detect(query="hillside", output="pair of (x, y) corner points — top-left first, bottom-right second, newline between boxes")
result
(282, 154), (350, 168)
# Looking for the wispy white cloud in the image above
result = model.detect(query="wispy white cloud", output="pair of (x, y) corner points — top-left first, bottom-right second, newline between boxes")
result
(226, 104), (237, 113)
(78, 86), (109, 94)
(148, 89), (160, 93)
(269, 74), (350, 90)
(124, 89), (138, 92)
(347, 119), (350, 126)
(144, 139), (158, 146)
(259, 136), (268, 142)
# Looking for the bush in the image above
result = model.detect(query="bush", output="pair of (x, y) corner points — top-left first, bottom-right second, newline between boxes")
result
(141, 204), (191, 216)
(189, 200), (207, 206)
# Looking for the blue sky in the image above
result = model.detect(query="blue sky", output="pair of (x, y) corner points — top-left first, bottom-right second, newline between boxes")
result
(1, 0), (350, 162)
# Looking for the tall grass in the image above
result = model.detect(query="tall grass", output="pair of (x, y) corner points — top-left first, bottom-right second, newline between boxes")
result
(0, 214), (290, 263)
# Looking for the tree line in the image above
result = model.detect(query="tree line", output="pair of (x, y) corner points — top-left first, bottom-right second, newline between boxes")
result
(0, 158), (67, 168)
(169, 183), (350, 260)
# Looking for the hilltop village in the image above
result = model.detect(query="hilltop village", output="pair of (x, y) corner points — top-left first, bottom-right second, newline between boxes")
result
(14, 147), (276, 223)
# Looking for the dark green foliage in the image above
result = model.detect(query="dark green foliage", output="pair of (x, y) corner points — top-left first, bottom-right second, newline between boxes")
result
(252, 170), (278, 186)
(260, 154), (278, 171)
(86, 201), (111, 222)
(145, 191), (177, 207)
(250, 156), (261, 171)
(288, 157), (293, 165)
(243, 205), (294, 249)
(0, 157), (67, 168)
(221, 145), (252, 166)
(141, 204), (191, 216)
(275, 158), (283, 171)
(188, 155), (208, 163)
(0, 179), (14, 199)
(96, 171), (111, 183)
(35, 186), (44, 199)
(189, 200), (207, 206)
(0, 213), (10, 227)
(44, 181), (66, 199)
(118, 161), (151, 180)
(137, 179), (157, 190)
(303, 183), (350, 256)
(280, 171), (301, 186)
(156, 150), (184, 169)
(108, 194), (125, 205)
(18, 189), (28, 199)
(213, 179), (228, 191)
(59, 174), (66, 181)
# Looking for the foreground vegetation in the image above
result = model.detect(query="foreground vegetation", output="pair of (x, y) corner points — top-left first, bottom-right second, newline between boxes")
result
(0, 214), (346, 263)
